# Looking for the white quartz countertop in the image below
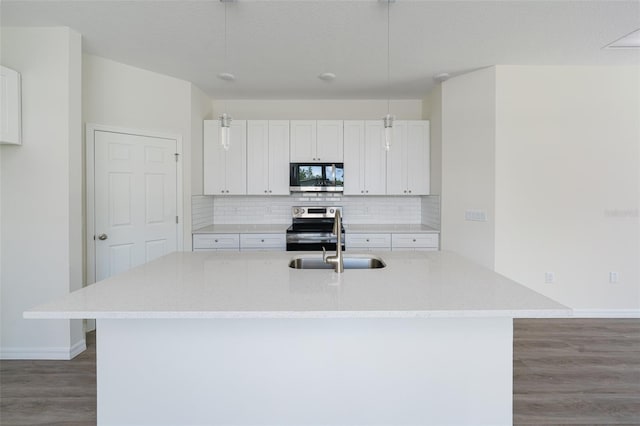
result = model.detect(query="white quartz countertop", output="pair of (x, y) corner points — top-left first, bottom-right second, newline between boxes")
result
(192, 224), (439, 234)
(26, 251), (569, 320)
(344, 224), (439, 233)
(193, 224), (288, 234)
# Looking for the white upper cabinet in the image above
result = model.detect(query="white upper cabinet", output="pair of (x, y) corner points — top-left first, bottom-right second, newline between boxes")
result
(316, 120), (344, 162)
(203, 119), (247, 195)
(386, 120), (430, 195)
(247, 120), (290, 195)
(290, 120), (343, 162)
(0, 66), (22, 145)
(343, 121), (386, 195)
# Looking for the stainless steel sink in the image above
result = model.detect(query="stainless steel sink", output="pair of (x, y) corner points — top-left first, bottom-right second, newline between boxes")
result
(288, 255), (386, 270)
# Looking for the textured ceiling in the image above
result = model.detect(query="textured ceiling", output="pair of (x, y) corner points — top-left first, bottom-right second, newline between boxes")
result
(2, 0), (639, 99)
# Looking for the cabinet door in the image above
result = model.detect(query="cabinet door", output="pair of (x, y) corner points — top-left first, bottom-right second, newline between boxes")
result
(406, 121), (430, 195)
(203, 120), (226, 195)
(364, 121), (388, 195)
(290, 120), (316, 162)
(225, 120), (247, 195)
(247, 120), (269, 195)
(385, 121), (408, 195)
(268, 121), (290, 195)
(316, 120), (344, 162)
(343, 121), (365, 195)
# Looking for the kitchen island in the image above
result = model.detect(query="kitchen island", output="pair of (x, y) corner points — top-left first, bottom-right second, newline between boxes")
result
(26, 251), (569, 426)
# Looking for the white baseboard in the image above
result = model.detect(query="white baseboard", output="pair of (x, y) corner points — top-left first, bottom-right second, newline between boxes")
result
(0, 338), (87, 360)
(571, 309), (640, 318)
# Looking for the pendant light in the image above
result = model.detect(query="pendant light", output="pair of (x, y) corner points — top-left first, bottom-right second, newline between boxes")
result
(219, 0), (234, 151)
(383, 0), (394, 152)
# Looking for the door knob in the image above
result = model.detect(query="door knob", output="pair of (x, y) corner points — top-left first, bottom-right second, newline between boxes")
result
(97, 233), (108, 241)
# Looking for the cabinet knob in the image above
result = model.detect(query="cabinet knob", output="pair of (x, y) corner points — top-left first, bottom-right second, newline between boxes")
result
(366, 239), (370, 242)
(261, 239), (265, 243)
(404, 190), (407, 194)
(264, 190), (268, 193)
(312, 158), (316, 161)
(226, 190), (230, 193)
(215, 239), (219, 243)
(269, 190), (272, 193)
(408, 190), (412, 194)
(365, 190), (369, 193)
(361, 190), (364, 194)
(221, 190), (224, 193)
(413, 239), (416, 242)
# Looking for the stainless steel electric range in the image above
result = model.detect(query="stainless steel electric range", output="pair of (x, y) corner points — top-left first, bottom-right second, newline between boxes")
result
(286, 206), (345, 252)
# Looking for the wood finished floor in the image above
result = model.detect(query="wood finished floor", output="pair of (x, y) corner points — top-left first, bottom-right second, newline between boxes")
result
(1, 319), (638, 425)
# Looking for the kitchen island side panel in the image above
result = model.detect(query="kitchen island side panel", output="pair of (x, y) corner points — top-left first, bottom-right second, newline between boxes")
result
(97, 317), (512, 426)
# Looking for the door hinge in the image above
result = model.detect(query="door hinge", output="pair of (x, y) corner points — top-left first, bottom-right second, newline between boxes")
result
(174, 153), (179, 162)
(176, 216), (179, 224)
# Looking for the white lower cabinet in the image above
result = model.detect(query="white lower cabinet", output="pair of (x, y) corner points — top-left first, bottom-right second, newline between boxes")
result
(193, 234), (240, 251)
(240, 234), (286, 251)
(345, 233), (391, 251)
(193, 233), (286, 252)
(391, 233), (439, 251)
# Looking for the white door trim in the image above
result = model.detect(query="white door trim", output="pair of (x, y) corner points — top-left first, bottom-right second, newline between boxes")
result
(85, 123), (184, 286)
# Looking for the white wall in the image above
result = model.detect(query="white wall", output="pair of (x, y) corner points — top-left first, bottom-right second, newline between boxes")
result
(211, 99), (422, 120)
(0, 27), (85, 359)
(82, 55), (196, 250)
(191, 85), (213, 196)
(441, 67), (497, 270)
(422, 84), (442, 195)
(494, 66), (640, 311)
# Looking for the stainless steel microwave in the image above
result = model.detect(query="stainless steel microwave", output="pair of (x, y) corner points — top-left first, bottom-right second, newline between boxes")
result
(289, 163), (344, 193)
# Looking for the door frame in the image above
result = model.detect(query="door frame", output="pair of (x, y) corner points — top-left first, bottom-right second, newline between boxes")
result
(85, 123), (184, 286)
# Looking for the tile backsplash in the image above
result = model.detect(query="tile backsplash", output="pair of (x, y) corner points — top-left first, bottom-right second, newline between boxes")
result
(193, 194), (441, 228)
(421, 195), (440, 229)
(191, 195), (214, 230)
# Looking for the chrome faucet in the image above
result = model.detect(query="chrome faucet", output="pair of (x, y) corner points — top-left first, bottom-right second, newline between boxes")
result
(323, 210), (344, 273)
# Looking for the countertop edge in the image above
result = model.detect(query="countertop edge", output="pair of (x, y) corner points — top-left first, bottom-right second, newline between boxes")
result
(25, 308), (573, 320)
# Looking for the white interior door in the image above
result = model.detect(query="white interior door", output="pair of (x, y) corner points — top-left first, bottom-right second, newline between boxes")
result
(94, 130), (178, 282)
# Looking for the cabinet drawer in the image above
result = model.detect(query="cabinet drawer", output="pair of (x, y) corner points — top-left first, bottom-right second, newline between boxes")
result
(391, 233), (439, 249)
(193, 234), (240, 250)
(240, 234), (286, 250)
(345, 233), (391, 249)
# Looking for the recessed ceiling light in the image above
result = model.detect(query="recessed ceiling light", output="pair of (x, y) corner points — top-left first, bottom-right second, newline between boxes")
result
(604, 28), (640, 49)
(217, 72), (236, 81)
(318, 72), (337, 82)
(433, 73), (450, 83)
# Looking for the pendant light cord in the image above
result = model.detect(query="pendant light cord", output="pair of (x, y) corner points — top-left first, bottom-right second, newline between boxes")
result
(387, 0), (390, 115)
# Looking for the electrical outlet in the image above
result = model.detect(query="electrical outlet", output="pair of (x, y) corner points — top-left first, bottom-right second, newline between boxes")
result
(465, 209), (487, 222)
(609, 272), (619, 283)
(544, 272), (555, 284)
